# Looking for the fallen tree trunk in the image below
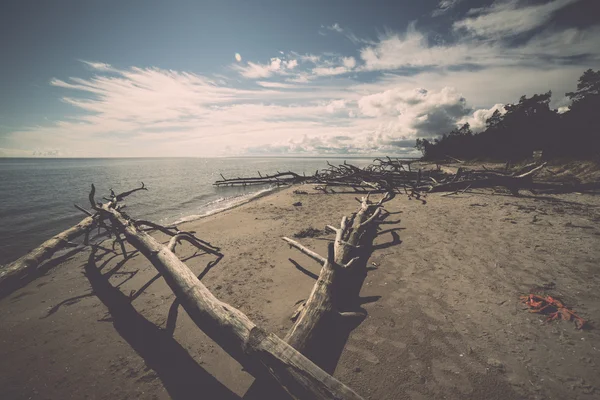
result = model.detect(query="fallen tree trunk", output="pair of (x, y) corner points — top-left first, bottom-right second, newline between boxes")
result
(429, 162), (547, 194)
(95, 191), (364, 400)
(213, 159), (596, 198)
(286, 193), (390, 357)
(284, 242), (339, 355)
(245, 193), (390, 399)
(288, 193), (389, 352)
(0, 215), (96, 292)
(214, 171), (309, 187)
(3, 182), (363, 398)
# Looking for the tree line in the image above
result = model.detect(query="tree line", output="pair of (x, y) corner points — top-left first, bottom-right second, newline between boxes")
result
(415, 69), (600, 161)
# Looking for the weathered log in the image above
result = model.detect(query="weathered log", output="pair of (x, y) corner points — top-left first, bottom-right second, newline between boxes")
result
(96, 196), (363, 400)
(0, 216), (96, 291)
(214, 171), (309, 187)
(285, 193), (390, 356)
(429, 163), (547, 194)
(282, 237), (327, 265)
(167, 232), (222, 257)
(284, 242), (338, 353)
(212, 159), (585, 198)
(245, 192), (391, 399)
(288, 193), (391, 349)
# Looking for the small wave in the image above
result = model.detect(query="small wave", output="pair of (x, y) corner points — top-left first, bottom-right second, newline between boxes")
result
(171, 186), (277, 225)
(178, 193), (213, 208)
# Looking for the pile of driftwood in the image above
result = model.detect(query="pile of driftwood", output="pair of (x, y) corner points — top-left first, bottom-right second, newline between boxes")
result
(1, 182), (397, 399)
(218, 157), (600, 195)
(215, 157), (556, 196)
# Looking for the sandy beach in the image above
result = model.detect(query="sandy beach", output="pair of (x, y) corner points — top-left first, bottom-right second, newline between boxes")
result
(1, 183), (599, 400)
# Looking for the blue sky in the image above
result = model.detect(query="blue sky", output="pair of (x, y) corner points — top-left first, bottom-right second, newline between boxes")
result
(1, 0), (598, 157)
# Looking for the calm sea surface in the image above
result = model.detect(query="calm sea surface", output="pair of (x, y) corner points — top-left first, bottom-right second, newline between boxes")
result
(0, 157), (372, 264)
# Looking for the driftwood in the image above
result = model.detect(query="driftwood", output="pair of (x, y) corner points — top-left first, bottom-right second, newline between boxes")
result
(4, 156), (593, 398)
(214, 158), (437, 194)
(0, 215), (96, 292)
(85, 185), (363, 400)
(3, 182), (366, 398)
(214, 171), (310, 187)
(245, 192), (391, 398)
(0, 185), (156, 294)
(428, 162), (547, 194)
(212, 159), (559, 197)
(286, 193), (391, 355)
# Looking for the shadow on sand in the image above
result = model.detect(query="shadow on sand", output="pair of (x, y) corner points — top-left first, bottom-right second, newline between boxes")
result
(85, 247), (239, 400)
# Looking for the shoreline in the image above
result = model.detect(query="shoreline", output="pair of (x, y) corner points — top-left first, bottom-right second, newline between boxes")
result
(1, 185), (600, 399)
(0, 184), (281, 267)
(172, 184), (282, 225)
(1, 157), (382, 266)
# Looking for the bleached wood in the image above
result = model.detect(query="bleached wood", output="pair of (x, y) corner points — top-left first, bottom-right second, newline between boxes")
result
(279, 194), (389, 365)
(282, 237), (327, 265)
(284, 243), (338, 354)
(99, 204), (363, 400)
(0, 216), (95, 290)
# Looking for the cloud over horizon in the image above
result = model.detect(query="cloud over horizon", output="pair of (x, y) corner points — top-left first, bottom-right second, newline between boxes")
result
(2, 0), (598, 157)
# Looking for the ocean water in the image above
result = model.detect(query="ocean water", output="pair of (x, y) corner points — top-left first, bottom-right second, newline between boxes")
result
(0, 157), (372, 265)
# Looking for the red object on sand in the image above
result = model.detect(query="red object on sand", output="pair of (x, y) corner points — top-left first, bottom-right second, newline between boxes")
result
(520, 294), (586, 329)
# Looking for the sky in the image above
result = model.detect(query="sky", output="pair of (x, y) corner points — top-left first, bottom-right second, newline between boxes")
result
(0, 0), (598, 157)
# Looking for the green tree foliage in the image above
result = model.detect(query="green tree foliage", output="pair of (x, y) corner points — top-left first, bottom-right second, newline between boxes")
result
(415, 69), (599, 161)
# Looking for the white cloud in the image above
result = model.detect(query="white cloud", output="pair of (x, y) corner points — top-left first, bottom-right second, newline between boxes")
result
(232, 61), (275, 78)
(354, 64), (586, 112)
(232, 57), (285, 79)
(232, 56), (302, 78)
(270, 57), (282, 70)
(359, 23), (482, 70)
(325, 99), (347, 113)
(453, 0), (580, 38)
(358, 87), (471, 137)
(310, 56), (357, 77)
(4, 64), (370, 156)
(5, 61), (482, 157)
(80, 60), (117, 72)
(312, 66), (349, 77)
(519, 25), (600, 63)
(326, 23), (344, 33)
(458, 103), (506, 132)
(432, 0), (463, 17)
(256, 81), (298, 89)
(342, 56), (356, 69)
(5, 0), (598, 158)
(245, 131), (421, 156)
(359, 17), (599, 72)
(285, 59), (298, 69)
(286, 73), (312, 83)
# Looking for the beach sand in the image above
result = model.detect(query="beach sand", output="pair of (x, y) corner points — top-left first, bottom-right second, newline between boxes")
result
(1, 185), (600, 400)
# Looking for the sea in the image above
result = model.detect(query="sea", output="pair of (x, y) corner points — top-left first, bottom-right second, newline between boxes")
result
(0, 157), (373, 265)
